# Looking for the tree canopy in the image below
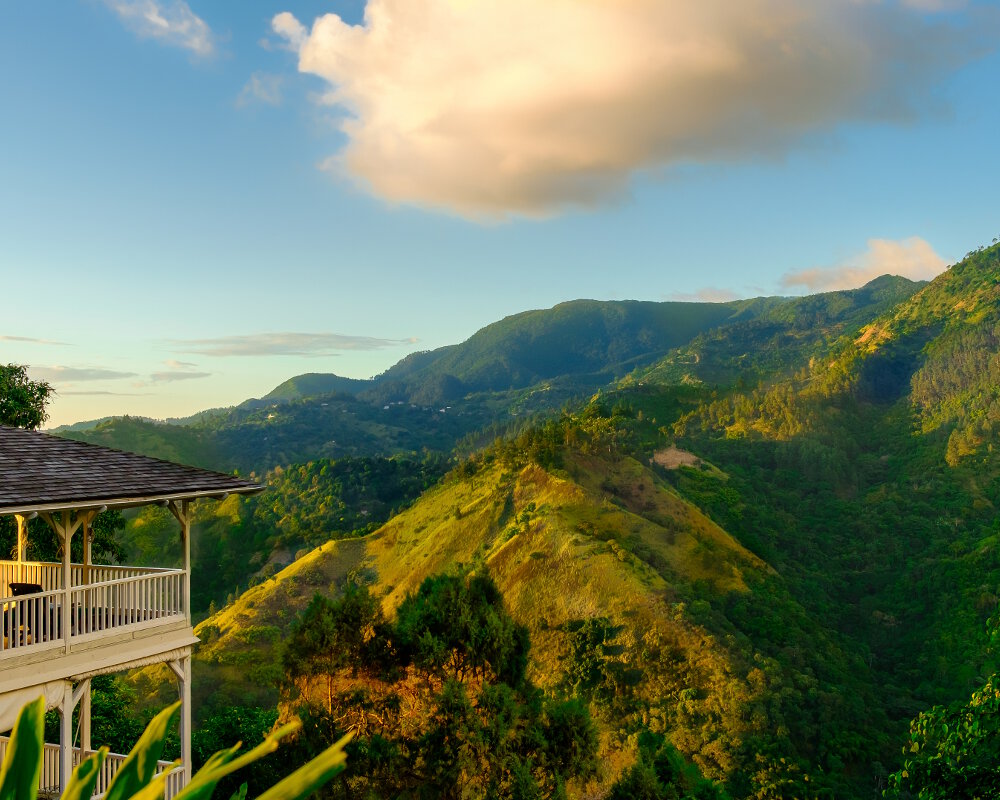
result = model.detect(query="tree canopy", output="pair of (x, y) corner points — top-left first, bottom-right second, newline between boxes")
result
(0, 363), (52, 429)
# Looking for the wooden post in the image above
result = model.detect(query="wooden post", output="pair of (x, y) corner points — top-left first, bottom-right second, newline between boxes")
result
(82, 517), (92, 587)
(80, 678), (92, 754)
(168, 500), (192, 623)
(59, 686), (72, 793)
(168, 656), (193, 787)
(41, 511), (82, 654)
(14, 514), (27, 583)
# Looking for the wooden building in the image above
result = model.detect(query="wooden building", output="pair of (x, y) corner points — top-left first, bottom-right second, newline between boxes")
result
(0, 424), (261, 796)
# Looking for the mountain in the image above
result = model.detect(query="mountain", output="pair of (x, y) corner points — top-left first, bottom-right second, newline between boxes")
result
(628, 274), (924, 388)
(259, 373), (374, 403)
(118, 247), (1000, 797)
(367, 299), (757, 404)
(137, 431), (873, 797)
(60, 284), (921, 474)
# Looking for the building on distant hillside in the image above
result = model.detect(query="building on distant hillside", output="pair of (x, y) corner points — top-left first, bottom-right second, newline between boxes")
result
(0, 425), (261, 797)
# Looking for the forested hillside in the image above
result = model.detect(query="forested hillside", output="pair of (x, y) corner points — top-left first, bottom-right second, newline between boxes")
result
(58, 243), (1000, 798)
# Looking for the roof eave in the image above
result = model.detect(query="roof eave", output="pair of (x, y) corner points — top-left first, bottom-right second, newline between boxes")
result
(0, 485), (263, 517)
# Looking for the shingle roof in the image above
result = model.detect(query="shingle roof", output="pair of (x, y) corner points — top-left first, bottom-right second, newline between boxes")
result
(0, 425), (261, 514)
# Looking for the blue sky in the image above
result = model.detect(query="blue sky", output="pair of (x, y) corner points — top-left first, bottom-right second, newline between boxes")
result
(1, 1), (998, 427)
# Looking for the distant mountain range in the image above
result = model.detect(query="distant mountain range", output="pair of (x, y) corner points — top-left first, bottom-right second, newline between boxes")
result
(58, 276), (924, 472)
(116, 242), (1000, 797)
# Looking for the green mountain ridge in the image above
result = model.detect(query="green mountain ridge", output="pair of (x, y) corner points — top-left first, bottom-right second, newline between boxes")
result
(60, 281), (922, 474)
(111, 246), (1000, 797)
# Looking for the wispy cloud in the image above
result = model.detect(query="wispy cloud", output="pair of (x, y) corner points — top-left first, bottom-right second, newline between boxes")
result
(781, 237), (949, 293)
(174, 332), (416, 357)
(150, 371), (212, 382)
(669, 287), (740, 303)
(274, 1), (992, 218)
(0, 335), (69, 345)
(104, 0), (214, 56)
(31, 366), (139, 382)
(59, 390), (150, 396)
(237, 72), (283, 107)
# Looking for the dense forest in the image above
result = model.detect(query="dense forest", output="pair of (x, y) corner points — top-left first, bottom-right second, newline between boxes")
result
(7, 241), (1000, 798)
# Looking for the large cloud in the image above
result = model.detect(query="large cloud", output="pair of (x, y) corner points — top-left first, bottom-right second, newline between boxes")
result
(274, 1), (986, 218)
(781, 237), (949, 292)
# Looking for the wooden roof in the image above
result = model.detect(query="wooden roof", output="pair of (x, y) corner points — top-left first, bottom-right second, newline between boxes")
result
(0, 425), (261, 514)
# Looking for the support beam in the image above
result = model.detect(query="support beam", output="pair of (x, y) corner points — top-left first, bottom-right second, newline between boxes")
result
(59, 685), (73, 792)
(168, 500), (192, 623)
(168, 656), (193, 786)
(82, 518), (92, 587)
(74, 678), (92, 753)
(40, 509), (95, 654)
(13, 514), (27, 583)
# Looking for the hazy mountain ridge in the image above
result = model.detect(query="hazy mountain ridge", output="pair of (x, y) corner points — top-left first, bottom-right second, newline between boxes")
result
(60, 283), (918, 473)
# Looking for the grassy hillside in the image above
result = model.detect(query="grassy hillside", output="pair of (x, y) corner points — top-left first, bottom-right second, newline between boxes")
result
(137, 420), (889, 797)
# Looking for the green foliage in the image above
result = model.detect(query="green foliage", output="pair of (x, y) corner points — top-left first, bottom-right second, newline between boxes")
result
(886, 620), (1000, 799)
(609, 734), (726, 800)
(0, 363), (52, 430)
(279, 571), (597, 799)
(0, 697), (349, 800)
(394, 572), (530, 686)
(283, 584), (391, 699)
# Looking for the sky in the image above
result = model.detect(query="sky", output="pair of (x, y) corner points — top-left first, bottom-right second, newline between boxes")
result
(1, 1), (998, 427)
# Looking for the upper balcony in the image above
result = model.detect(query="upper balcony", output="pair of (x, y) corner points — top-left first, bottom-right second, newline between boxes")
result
(0, 558), (194, 694)
(1, 560), (186, 655)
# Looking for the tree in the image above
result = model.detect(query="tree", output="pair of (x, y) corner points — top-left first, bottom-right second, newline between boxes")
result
(0, 363), (52, 430)
(886, 672), (1000, 799)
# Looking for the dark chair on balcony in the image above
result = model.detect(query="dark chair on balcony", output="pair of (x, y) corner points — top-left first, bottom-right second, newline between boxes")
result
(3, 583), (43, 644)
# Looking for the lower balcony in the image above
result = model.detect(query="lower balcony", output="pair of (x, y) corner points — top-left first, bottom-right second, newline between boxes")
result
(0, 735), (182, 799)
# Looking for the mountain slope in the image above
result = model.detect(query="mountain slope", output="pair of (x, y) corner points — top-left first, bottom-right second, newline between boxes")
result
(630, 275), (923, 388)
(146, 424), (883, 798)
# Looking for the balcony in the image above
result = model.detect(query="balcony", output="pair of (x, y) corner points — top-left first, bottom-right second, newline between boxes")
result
(1, 560), (186, 661)
(0, 735), (183, 799)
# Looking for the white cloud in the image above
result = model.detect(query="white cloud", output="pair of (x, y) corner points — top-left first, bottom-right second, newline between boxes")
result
(175, 332), (413, 357)
(31, 366), (138, 382)
(150, 370), (212, 382)
(104, 0), (214, 56)
(780, 237), (949, 292)
(274, 0), (987, 219)
(237, 73), (283, 107)
(0, 335), (68, 345)
(272, 11), (307, 51)
(669, 287), (741, 303)
(151, 359), (211, 382)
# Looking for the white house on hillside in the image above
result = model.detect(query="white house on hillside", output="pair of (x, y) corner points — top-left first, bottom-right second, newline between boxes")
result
(0, 425), (261, 797)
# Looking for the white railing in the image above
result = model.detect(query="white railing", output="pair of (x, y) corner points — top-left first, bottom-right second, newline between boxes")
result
(0, 587), (65, 654)
(1, 566), (185, 657)
(0, 736), (182, 799)
(0, 561), (178, 594)
(69, 572), (184, 638)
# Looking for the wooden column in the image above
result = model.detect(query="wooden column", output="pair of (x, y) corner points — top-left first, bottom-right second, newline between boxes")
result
(168, 500), (192, 623)
(80, 678), (92, 754)
(40, 510), (83, 655)
(13, 514), (27, 583)
(59, 687), (72, 792)
(82, 517), (92, 587)
(168, 656), (193, 786)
